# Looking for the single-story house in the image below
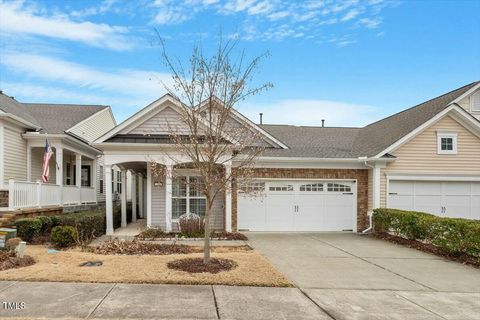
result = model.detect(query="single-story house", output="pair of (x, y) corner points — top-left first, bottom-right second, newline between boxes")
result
(93, 81), (480, 235)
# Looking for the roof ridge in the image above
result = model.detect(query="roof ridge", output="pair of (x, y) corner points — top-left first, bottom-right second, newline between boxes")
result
(260, 124), (361, 129)
(23, 102), (108, 108)
(362, 81), (479, 129)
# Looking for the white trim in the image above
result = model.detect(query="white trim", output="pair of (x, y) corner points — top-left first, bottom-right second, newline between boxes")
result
(165, 164), (173, 232)
(373, 104), (480, 158)
(105, 164), (114, 235)
(372, 164), (381, 209)
(0, 113), (40, 130)
(470, 90), (480, 112)
(386, 174), (480, 182)
(436, 132), (457, 154)
(225, 162), (232, 232)
(146, 164), (152, 228)
(451, 82), (480, 105)
(0, 123), (4, 188)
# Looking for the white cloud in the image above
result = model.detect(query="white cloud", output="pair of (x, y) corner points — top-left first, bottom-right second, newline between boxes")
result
(0, 52), (171, 97)
(357, 17), (382, 29)
(70, 0), (117, 18)
(240, 99), (385, 127)
(0, 1), (134, 51)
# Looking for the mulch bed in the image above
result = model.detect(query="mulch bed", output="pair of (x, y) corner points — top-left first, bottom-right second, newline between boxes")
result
(137, 229), (248, 241)
(372, 232), (480, 269)
(167, 257), (238, 274)
(92, 239), (195, 255)
(0, 251), (36, 271)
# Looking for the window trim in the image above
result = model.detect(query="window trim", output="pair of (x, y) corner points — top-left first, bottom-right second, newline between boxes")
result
(437, 132), (457, 155)
(99, 165), (104, 194)
(172, 175), (207, 219)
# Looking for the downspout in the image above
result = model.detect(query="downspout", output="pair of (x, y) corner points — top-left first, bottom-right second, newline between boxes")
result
(362, 159), (375, 234)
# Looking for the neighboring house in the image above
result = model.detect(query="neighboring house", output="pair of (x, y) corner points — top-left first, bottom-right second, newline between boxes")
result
(93, 81), (480, 235)
(0, 92), (120, 214)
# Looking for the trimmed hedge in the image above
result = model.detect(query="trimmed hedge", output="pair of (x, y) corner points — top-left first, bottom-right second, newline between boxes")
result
(373, 208), (480, 258)
(13, 206), (122, 245)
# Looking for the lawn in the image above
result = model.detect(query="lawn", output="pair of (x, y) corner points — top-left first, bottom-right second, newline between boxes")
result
(0, 245), (292, 287)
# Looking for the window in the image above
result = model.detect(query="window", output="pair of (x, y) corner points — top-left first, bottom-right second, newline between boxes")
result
(269, 185), (294, 192)
(299, 183), (323, 192)
(238, 182), (265, 193)
(172, 176), (206, 219)
(471, 91), (480, 112)
(81, 165), (91, 187)
(327, 183), (351, 192)
(116, 171), (122, 193)
(65, 163), (72, 185)
(437, 132), (457, 154)
(99, 166), (104, 194)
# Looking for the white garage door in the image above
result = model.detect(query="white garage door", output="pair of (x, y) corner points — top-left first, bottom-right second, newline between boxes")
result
(237, 180), (356, 231)
(388, 180), (480, 220)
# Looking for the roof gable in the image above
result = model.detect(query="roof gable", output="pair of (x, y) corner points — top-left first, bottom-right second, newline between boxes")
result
(354, 81), (480, 158)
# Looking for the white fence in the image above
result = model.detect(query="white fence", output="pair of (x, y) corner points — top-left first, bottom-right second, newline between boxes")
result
(7, 179), (97, 210)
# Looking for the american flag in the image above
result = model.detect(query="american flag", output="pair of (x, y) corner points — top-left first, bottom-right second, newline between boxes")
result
(42, 139), (54, 183)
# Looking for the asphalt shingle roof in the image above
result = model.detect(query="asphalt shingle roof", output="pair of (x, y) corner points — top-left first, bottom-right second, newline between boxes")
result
(0, 93), (40, 126)
(22, 103), (108, 134)
(260, 125), (361, 158)
(352, 81), (479, 157)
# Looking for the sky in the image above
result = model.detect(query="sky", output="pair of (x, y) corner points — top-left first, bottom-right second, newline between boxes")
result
(0, 0), (479, 127)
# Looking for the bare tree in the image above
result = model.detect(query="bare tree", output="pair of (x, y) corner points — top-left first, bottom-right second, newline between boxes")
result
(154, 37), (272, 264)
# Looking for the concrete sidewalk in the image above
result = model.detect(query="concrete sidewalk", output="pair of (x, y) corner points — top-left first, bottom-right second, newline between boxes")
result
(1, 281), (479, 319)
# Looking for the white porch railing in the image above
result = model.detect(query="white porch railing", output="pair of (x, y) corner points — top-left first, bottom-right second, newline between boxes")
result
(7, 179), (97, 210)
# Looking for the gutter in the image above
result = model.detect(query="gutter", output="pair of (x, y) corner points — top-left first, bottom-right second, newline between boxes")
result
(360, 156), (376, 234)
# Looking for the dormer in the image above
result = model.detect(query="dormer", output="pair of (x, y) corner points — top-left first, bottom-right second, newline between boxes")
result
(453, 82), (480, 120)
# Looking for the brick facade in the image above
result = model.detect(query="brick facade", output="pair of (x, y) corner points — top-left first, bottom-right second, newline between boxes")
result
(0, 191), (8, 207)
(232, 168), (369, 232)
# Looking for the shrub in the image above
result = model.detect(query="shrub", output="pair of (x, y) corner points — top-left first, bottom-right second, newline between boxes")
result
(14, 218), (43, 242)
(373, 208), (480, 257)
(51, 226), (77, 247)
(179, 213), (205, 236)
(37, 216), (60, 234)
(57, 210), (105, 245)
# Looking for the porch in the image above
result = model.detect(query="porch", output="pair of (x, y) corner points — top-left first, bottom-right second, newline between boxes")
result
(3, 133), (99, 210)
(103, 155), (232, 236)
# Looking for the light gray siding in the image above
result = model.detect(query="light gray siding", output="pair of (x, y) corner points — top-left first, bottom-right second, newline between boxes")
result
(96, 156), (106, 203)
(211, 190), (225, 230)
(151, 174), (166, 228)
(127, 106), (194, 135)
(68, 108), (116, 142)
(30, 147), (57, 184)
(3, 124), (27, 182)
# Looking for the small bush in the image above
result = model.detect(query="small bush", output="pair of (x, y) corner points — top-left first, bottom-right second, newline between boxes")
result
(137, 228), (169, 240)
(37, 216), (60, 234)
(179, 213), (205, 235)
(373, 208), (480, 258)
(51, 226), (77, 248)
(14, 218), (43, 242)
(57, 210), (105, 244)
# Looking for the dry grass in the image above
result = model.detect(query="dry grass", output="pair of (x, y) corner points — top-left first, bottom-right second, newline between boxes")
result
(0, 245), (291, 287)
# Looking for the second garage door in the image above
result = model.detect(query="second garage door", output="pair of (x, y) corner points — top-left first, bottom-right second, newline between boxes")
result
(237, 180), (357, 231)
(388, 180), (480, 220)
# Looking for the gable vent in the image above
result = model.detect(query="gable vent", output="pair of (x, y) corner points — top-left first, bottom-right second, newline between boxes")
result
(471, 91), (480, 112)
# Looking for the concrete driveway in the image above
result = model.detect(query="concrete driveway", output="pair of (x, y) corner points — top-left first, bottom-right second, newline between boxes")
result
(247, 232), (480, 320)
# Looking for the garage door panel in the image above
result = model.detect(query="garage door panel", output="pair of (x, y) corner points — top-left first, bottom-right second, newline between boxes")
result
(388, 195), (414, 211)
(265, 194), (296, 231)
(389, 181), (414, 194)
(295, 194), (325, 231)
(323, 194), (355, 231)
(237, 194), (266, 231)
(414, 195), (443, 215)
(414, 181), (442, 195)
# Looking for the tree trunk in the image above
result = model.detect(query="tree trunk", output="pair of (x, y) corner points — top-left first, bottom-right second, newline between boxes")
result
(203, 197), (212, 264)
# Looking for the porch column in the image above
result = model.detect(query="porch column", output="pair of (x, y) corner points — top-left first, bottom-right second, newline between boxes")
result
(26, 146), (32, 182)
(121, 170), (127, 228)
(138, 176), (144, 218)
(225, 163), (232, 232)
(55, 146), (63, 205)
(105, 164), (114, 235)
(92, 157), (97, 203)
(131, 172), (137, 222)
(146, 164), (152, 227)
(75, 154), (82, 204)
(165, 164), (173, 232)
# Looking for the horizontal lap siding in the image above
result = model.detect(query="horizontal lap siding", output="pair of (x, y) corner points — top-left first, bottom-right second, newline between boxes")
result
(232, 168), (369, 232)
(4, 125), (27, 182)
(211, 190), (225, 230)
(380, 115), (480, 207)
(30, 147), (57, 184)
(151, 174), (166, 229)
(69, 109), (116, 142)
(128, 107), (193, 135)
